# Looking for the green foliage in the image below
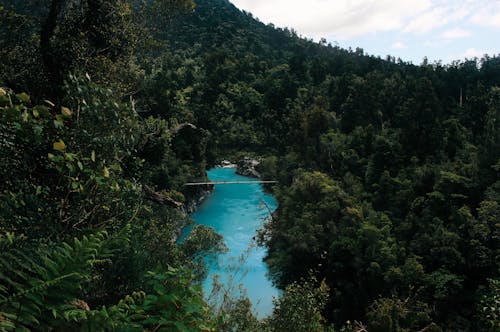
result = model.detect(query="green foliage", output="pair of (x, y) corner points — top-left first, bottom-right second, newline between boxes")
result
(0, 78), (143, 236)
(0, 231), (217, 331)
(1, 0), (500, 330)
(0, 0), (195, 99)
(0, 79), (224, 330)
(87, 267), (215, 332)
(216, 297), (261, 332)
(477, 278), (500, 332)
(0, 231), (109, 330)
(263, 277), (333, 332)
(366, 297), (441, 332)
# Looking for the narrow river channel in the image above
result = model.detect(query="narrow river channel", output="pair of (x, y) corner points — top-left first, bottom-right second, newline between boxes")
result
(191, 167), (279, 318)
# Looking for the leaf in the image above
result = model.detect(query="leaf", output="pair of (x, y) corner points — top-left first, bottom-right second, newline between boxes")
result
(174, 321), (189, 332)
(61, 107), (73, 118)
(53, 140), (66, 151)
(103, 167), (110, 178)
(53, 119), (64, 129)
(34, 105), (50, 117)
(44, 100), (55, 107)
(15, 93), (30, 103)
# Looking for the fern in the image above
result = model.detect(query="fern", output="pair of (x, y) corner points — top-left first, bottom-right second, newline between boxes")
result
(79, 268), (215, 332)
(0, 228), (216, 331)
(0, 231), (109, 331)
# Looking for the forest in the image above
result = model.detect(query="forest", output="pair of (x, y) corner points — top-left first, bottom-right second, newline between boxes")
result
(0, 0), (499, 331)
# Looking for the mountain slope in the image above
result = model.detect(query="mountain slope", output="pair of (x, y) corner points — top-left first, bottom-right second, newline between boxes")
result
(144, 1), (500, 330)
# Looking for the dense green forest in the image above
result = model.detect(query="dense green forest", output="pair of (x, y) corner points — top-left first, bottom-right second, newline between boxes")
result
(1, 0), (499, 331)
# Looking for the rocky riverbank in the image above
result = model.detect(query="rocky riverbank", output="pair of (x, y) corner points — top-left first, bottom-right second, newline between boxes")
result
(236, 157), (261, 178)
(183, 184), (214, 214)
(218, 160), (237, 168)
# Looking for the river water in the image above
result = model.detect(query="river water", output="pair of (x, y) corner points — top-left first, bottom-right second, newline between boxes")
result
(191, 167), (279, 318)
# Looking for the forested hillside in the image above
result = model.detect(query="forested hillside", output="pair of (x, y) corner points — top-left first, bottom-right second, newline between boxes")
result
(0, 0), (499, 331)
(147, 1), (500, 330)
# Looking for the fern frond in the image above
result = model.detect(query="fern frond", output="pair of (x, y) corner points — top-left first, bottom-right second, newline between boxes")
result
(0, 231), (108, 330)
(3, 272), (81, 304)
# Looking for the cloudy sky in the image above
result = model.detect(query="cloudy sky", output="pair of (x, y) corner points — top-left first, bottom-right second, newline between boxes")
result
(231, 0), (500, 64)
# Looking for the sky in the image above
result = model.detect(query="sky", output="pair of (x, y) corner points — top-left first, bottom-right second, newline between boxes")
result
(230, 0), (500, 64)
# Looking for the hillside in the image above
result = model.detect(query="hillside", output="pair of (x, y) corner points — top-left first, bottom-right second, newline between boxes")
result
(152, 1), (500, 330)
(142, 0), (499, 159)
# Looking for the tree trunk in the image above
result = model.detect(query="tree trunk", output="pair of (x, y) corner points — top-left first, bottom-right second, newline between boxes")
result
(40, 0), (64, 100)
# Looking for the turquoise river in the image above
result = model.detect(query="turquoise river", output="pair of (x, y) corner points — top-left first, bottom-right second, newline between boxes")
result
(191, 167), (279, 318)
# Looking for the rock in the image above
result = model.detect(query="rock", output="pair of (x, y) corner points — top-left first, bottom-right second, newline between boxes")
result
(183, 185), (213, 214)
(236, 157), (261, 178)
(220, 160), (237, 168)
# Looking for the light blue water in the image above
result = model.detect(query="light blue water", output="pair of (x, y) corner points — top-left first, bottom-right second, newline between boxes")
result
(191, 167), (279, 318)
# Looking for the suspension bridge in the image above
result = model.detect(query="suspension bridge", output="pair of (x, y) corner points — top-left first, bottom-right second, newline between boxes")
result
(184, 181), (278, 186)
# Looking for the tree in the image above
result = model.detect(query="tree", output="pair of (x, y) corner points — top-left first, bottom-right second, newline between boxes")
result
(264, 277), (332, 332)
(3, 0), (195, 99)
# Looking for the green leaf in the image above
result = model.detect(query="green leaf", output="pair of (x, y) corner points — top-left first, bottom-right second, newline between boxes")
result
(53, 119), (64, 129)
(53, 140), (66, 151)
(15, 93), (30, 104)
(174, 321), (189, 332)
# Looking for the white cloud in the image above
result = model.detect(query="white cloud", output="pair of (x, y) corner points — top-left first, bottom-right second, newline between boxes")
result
(232, 0), (500, 40)
(440, 28), (471, 39)
(463, 48), (486, 58)
(392, 41), (406, 49)
(470, 0), (500, 28)
(403, 6), (469, 34)
(471, 13), (500, 28)
(232, 0), (432, 39)
(423, 40), (441, 47)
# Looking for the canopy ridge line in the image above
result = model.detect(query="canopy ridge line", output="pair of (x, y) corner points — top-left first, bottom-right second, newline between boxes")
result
(184, 181), (278, 186)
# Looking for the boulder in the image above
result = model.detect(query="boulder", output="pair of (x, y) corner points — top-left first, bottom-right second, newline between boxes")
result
(236, 157), (261, 178)
(220, 160), (237, 168)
